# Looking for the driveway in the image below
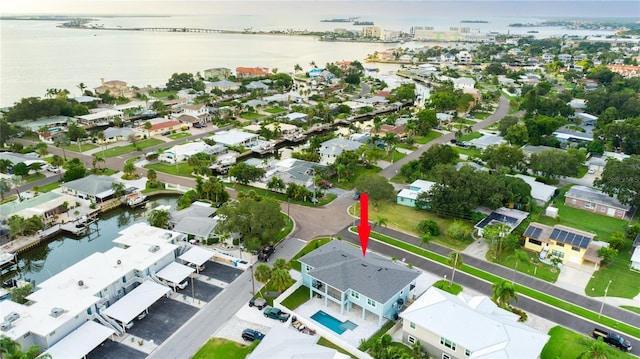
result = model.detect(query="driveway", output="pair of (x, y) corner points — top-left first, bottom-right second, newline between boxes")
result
(127, 297), (199, 343)
(199, 261), (243, 283)
(87, 340), (146, 359)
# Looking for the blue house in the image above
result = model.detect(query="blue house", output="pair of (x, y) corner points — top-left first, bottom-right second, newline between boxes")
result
(396, 180), (435, 207)
(299, 240), (420, 327)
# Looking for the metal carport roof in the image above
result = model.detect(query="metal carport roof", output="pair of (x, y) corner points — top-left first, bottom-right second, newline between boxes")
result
(43, 321), (115, 359)
(178, 246), (214, 267)
(156, 262), (194, 285)
(103, 280), (171, 324)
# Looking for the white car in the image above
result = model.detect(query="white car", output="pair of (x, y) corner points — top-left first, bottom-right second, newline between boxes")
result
(46, 165), (61, 173)
(588, 168), (596, 174)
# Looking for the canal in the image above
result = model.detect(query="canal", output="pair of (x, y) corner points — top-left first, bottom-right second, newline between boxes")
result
(3, 195), (179, 286)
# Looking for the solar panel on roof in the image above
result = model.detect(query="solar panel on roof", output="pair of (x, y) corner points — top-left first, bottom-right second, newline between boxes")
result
(550, 228), (591, 249)
(524, 226), (543, 239)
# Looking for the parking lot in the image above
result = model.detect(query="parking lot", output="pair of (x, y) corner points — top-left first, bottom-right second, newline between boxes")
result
(87, 340), (147, 359)
(127, 297), (199, 343)
(199, 261), (243, 283)
(179, 279), (224, 302)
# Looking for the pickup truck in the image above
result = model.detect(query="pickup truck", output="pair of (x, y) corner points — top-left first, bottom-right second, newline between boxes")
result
(258, 245), (275, 262)
(592, 328), (632, 352)
(263, 306), (290, 322)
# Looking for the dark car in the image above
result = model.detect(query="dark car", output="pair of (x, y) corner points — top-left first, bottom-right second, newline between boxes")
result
(258, 245), (275, 262)
(249, 297), (267, 310)
(263, 307), (290, 322)
(241, 328), (265, 342)
(161, 131), (171, 136)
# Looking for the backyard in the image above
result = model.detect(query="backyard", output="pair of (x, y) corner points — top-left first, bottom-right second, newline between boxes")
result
(541, 326), (635, 359)
(192, 338), (258, 359)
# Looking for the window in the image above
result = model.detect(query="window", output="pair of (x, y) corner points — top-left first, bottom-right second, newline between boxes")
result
(465, 349), (472, 356)
(442, 354), (451, 359)
(440, 337), (456, 350)
(571, 198), (576, 204)
(408, 335), (416, 344)
(556, 242), (564, 248)
(551, 250), (565, 258)
(572, 246), (580, 252)
(351, 290), (360, 299)
(585, 202), (595, 209)
(410, 322), (416, 329)
(600, 206), (606, 212)
(367, 298), (376, 307)
(528, 238), (542, 246)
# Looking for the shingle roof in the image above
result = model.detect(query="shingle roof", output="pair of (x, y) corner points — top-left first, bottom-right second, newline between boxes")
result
(62, 175), (117, 197)
(565, 185), (631, 211)
(299, 240), (420, 304)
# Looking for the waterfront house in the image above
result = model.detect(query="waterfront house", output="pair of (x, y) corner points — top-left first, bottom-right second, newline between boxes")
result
(286, 112), (309, 123)
(180, 103), (210, 124)
(0, 191), (78, 226)
(236, 67), (270, 79)
(246, 80), (270, 91)
(169, 202), (219, 243)
(523, 222), (601, 265)
(400, 287), (549, 359)
(203, 67), (232, 80)
(102, 127), (144, 144)
(146, 119), (184, 136)
(94, 79), (133, 98)
(77, 109), (124, 128)
(61, 175), (121, 203)
(210, 129), (259, 148)
(318, 138), (363, 165)
(159, 141), (227, 164)
(564, 185), (631, 219)
(396, 180), (435, 208)
(267, 158), (323, 190)
(299, 240), (420, 327)
(206, 79), (240, 92)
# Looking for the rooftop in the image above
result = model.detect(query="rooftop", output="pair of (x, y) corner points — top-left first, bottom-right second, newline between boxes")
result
(565, 185), (631, 211)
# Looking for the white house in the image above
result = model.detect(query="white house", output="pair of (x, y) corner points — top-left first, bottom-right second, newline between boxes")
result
(318, 138), (363, 165)
(451, 77), (476, 90)
(159, 141), (227, 163)
(210, 129), (259, 148)
(400, 287), (549, 359)
(456, 51), (473, 63)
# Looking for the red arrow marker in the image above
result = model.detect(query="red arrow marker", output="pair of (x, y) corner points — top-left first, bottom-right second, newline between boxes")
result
(357, 193), (370, 257)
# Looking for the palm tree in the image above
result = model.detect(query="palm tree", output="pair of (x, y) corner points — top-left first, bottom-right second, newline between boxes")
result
(491, 280), (518, 309)
(254, 263), (272, 286)
(123, 162), (136, 178)
(35, 143), (49, 158)
(147, 169), (158, 186)
(294, 64), (302, 73)
(447, 251), (463, 287)
(51, 154), (64, 171)
(383, 132), (398, 161)
(77, 82), (87, 96)
(53, 134), (70, 160)
(111, 181), (126, 199)
(509, 249), (529, 284)
(0, 159), (12, 173)
(0, 335), (49, 359)
(148, 209), (171, 229)
(10, 175), (24, 201)
(419, 233), (431, 248)
(373, 216), (388, 228)
(95, 156), (105, 172)
(270, 258), (294, 292)
(579, 337), (610, 359)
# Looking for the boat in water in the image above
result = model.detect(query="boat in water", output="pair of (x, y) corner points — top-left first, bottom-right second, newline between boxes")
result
(125, 191), (148, 208)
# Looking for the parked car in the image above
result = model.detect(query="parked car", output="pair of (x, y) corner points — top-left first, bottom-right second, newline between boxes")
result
(241, 328), (265, 342)
(263, 306), (290, 322)
(46, 165), (61, 173)
(161, 131), (171, 136)
(592, 328), (632, 351)
(258, 245), (275, 262)
(588, 167), (596, 174)
(249, 297), (267, 310)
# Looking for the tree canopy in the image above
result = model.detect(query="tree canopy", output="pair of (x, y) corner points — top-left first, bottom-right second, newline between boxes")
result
(354, 174), (395, 207)
(594, 155), (640, 207)
(216, 197), (285, 251)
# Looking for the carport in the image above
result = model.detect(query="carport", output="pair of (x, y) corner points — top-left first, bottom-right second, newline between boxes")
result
(103, 281), (171, 331)
(178, 246), (214, 273)
(43, 321), (115, 359)
(156, 262), (195, 291)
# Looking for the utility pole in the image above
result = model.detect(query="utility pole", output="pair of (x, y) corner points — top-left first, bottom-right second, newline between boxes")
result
(250, 265), (255, 296)
(599, 280), (612, 318)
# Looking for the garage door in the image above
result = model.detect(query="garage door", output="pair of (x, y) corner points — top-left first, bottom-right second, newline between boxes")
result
(569, 256), (581, 264)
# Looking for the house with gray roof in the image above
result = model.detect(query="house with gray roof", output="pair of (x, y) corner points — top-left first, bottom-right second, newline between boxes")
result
(103, 127), (143, 144)
(564, 185), (631, 219)
(552, 128), (593, 143)
(400, 287), (549, 359)
(299, 240), (420, 326)
(269, 158), (323, 189)
(0, 152), (46, 169)
(60, 175), (120, 203)
(169, 203), (220, 242)
(318, 138), (364, 165)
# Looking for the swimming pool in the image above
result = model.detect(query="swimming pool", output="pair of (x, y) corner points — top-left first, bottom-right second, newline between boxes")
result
(311, 310), (357, 335)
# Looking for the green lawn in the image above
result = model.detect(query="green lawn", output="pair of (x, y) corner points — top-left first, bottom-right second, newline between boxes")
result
(317, 337), (356, 359)
(621, 306), (640, 314)
(280, 286), (311, 310)
(34, 181), (60, 193)
(493, 249), (559, 283)
(349, 202), (474, 251)
(433, 279), (463, 294)
(192, 338), (258, 359)
(239, 112), (263, 120)
(453, 118), (475, 125)
(541, 326), (635, 359)
(453, 146), (482, 158)
(458, 132), (482, 142)
(61, 143), (98, 152)
(150, 90), (177, 99)
(145, 162), (195, 177)
(24, 173), (45, 183)
(264, 107), (286, 114)
(414, 130), (443, 144)
(167, 132), (191, 140)
(472, 112), (491, 119)
(99, 139), (164, 158)
(388, 342), (414, 356)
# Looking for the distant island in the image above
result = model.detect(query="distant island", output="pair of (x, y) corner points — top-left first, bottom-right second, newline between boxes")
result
(461, 20), (489, 23)
(353, 21), (374, 26)
(320, 17), (357, 23)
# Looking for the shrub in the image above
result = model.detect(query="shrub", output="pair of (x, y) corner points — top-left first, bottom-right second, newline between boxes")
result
(417, 219), (440, 236)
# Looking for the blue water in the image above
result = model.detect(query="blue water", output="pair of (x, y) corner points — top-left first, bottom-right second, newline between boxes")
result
(311, 310), (357, 335)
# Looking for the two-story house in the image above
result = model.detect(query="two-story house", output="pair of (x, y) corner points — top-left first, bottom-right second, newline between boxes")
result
(236, 67), (270, 79)
(318, 138), (363, 165)
(298, 240), (420, 327)
(400, 287), (549, 359)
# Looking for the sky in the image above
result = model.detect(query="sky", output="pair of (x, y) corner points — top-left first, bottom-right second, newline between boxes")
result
(3, 0), (638, 16)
